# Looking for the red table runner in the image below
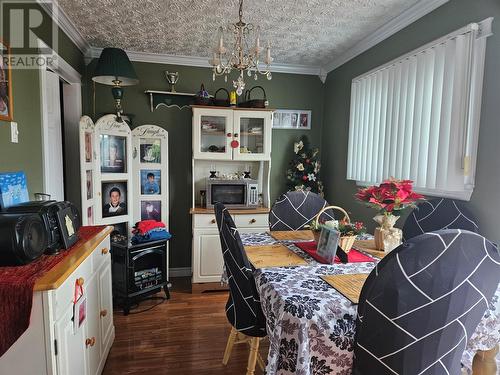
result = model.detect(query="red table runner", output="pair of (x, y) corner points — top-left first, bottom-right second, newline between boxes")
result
(294, 241), (375, 264)
(0, 226), (105, 357)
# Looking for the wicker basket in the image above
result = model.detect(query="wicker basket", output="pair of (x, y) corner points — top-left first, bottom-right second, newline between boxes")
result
(239, 86), (268, 108)
(313, 205), (356, 253)
(213, 88), (230, 107)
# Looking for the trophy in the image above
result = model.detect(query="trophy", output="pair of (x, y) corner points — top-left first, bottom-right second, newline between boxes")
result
(165, 71), (179, 92)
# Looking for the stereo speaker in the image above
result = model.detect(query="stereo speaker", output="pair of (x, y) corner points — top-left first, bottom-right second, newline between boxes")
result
(0, 214), (48, 266)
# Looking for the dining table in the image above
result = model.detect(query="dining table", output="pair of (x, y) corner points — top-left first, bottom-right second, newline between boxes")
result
(239, 231), (500, 375)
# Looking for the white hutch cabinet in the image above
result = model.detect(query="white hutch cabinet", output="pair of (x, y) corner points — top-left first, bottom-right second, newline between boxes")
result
(191, 106), (273, 289)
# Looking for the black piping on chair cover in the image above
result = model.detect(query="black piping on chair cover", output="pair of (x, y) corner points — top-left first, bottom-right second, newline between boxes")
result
(403, 198), (479, 240)
(353, 229), (500, 375)
(269, 190), (335, 231)
(215, 203), (266, 338)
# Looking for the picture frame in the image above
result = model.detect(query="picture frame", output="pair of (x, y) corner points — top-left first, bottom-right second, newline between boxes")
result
(316, 225), (340, 264)
(0, 171), (29, 209)
(0, 40), (13, 122)
(86, 170), (93, 199)
(84, 132), (92, 163)
(141, 200), (161, 222)
(140, 138), (161, 163)
(140, 169), (161, 195)
(56, 206), (79, 249)
(100, 134), (127, 173)
(101, 181), (128, 218)
(273, 109), (311, 130)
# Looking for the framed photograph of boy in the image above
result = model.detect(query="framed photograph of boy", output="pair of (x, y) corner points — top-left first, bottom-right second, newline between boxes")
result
(140, 138), (161, 163)
(140, 169), (161, 195)
(100, 135), (126, 173)
(0, 41), (13, 122)
(141, 200), (161, 222)
(101, 181), (128, 218)
(272, 110), (311, 130)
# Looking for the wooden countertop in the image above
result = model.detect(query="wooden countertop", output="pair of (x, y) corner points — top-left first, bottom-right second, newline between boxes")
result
(190, 206), (270, 215)
(34, 226), (114, 291)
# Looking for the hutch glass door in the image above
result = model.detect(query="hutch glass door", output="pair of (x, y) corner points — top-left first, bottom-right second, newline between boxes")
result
(193, 108), (233, 160)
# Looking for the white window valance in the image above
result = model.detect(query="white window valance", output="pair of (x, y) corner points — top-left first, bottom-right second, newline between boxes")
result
(347, 18), (493, 200)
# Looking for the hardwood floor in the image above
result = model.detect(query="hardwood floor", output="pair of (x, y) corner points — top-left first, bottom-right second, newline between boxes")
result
(103, 277), (268, 374)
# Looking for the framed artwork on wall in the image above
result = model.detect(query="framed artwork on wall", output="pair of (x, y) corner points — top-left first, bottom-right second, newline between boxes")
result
(0, 40), (13, 122)
(140, 138), (161, 163)
(273, 109), (311, 130)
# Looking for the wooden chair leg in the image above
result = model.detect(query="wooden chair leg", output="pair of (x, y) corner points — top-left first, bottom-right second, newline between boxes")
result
(246, 337), (260, 375)
(472, 345), (499, 375)
(222, 327), (238, 365)
(256, 348), (266, 371)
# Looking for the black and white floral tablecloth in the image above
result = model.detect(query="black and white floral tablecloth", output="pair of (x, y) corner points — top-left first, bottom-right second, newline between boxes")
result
(239, 232), (500, 375)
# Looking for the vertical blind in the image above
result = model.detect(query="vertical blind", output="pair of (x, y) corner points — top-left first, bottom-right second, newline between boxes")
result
(347, 21), (490, 200)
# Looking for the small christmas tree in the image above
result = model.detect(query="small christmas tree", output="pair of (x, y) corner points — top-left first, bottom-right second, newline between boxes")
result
(286, 136), (324, 196)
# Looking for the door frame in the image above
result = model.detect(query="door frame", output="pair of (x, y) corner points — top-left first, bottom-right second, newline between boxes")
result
(38, 38), (82, 198)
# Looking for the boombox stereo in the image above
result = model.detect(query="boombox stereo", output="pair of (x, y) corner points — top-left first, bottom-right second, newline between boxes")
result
(0, 201), (81, 266)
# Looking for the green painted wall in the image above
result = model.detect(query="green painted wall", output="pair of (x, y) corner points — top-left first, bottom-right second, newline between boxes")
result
(86, 61), (324, 268)
(321, 0), (500, 242)
(0, 0), (84, 198)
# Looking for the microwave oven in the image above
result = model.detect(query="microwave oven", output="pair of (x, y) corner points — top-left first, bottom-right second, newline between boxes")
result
(205, 178), (259, 209)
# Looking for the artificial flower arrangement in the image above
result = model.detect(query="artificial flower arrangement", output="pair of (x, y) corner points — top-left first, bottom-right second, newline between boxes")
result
(355, 178), (424, 251)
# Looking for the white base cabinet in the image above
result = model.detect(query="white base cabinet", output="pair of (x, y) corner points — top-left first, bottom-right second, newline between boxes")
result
(192, 212), (268, 283)
(0, 233), (114, 375)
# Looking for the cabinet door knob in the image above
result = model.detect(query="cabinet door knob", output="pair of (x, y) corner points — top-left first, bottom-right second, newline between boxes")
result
(226, 132), (232, 137)
(85, 337), (95, 347)
(250, 218), (256, 224)
(234, 133), (239, 138)
(211, 218), (216, 224)
(101, 247), (109, 255)
(76, 277), (84, 286)
(100, 309), (108, 317)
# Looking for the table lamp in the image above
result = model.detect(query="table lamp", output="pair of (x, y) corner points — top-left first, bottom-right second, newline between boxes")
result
(92, 47), (139, 121)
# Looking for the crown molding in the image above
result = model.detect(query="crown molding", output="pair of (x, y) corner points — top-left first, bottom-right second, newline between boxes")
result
(86, 46), (324, 79)
(322, 0), (450, 74)
(37, 0), (90, 55)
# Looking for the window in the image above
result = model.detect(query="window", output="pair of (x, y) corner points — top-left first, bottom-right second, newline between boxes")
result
(347, 19), (492, 200)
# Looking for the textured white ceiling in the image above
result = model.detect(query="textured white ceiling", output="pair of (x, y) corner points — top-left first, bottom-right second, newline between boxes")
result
(58, 0), (420, 66)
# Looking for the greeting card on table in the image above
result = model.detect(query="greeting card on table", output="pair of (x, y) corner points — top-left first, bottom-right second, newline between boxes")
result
(0, 171), (29, 209)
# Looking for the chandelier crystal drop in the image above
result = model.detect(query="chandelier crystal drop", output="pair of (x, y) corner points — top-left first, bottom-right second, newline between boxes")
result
(209, 0), (273, 96)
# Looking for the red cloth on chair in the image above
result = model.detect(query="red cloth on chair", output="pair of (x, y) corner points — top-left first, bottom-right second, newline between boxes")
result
(0, 226), (105, 357)
(294, 241), (375, 264)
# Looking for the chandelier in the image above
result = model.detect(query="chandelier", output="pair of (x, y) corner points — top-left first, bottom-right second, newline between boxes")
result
(209, 0), (273, 96)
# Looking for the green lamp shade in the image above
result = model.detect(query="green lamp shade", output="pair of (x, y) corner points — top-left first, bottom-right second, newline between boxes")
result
(92, 48), (139, 86)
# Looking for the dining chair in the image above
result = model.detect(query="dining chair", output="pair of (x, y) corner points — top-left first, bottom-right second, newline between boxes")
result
(214, 202), (267, 375)
(353, 229), (500, 375)
(403, 198), (479, 240)
(268, 190), (335, 231)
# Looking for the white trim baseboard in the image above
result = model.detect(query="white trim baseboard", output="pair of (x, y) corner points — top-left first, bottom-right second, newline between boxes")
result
(169, 267), (192, 278)
(322, 0), (450, 73)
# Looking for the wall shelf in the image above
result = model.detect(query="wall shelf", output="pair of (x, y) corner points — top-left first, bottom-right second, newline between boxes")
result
(145, 90), (196, 111)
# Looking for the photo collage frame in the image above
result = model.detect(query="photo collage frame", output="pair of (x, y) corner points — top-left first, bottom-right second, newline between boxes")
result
(272, 109), (312, 130)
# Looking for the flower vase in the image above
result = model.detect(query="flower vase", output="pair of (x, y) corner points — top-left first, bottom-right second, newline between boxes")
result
(373, 214), (402, 252)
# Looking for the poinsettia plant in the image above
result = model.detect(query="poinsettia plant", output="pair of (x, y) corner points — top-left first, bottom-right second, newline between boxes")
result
(355, 178), (424, 214)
